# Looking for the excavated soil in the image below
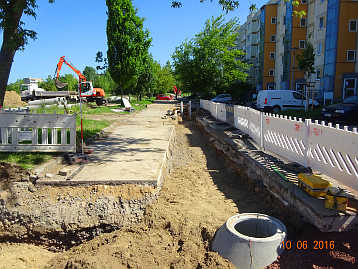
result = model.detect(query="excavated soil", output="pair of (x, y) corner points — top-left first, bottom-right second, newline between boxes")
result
(0, 122), (357, 269)
(0, 162), (31, 183)
(3, 91), (26, 108)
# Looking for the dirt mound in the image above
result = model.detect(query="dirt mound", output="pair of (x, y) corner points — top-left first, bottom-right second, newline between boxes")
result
(0, 162), (30, 183)
(4, 91), (26, 108)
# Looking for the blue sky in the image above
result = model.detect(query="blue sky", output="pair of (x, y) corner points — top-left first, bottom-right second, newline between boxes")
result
(4, 0), (266, 83)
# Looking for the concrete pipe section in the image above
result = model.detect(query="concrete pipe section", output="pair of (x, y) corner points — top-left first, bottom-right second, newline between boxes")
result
(212, 213), (286, 269)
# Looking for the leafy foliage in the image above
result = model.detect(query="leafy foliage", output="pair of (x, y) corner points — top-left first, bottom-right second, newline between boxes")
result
(39, 74), (77, 91)
(106, 0), (152, 94)
(6, 78), (24, 93)
(172, 15), (249, 97)
(296, 41), (315, 78)
(171, 0), (239, 12)
(0, 0), (54, 106)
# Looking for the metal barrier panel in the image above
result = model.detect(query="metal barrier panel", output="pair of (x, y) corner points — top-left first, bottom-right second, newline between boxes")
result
(0, 112), (76, 152)
(263, 113), (307, 165)
(217, 103), (226, 122)
(307, 121), (358, 191)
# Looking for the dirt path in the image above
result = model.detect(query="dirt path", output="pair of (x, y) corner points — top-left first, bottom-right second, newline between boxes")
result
(0, 121), (357, 269)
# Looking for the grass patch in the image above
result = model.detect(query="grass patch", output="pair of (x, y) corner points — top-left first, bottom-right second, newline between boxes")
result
(0, 152), (53, 169)
(77, 118), (110, 143)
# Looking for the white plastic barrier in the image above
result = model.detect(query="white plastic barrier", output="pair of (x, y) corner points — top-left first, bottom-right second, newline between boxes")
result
(217, 103), (226, 122)
(209, 102), (218, 119)
(200, 99), (358, 192)
(307, 121), (358, 191)
(263, 114), (307, 166)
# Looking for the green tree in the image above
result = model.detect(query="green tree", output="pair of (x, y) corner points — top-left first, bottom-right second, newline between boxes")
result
(93, 70), (117, 95)
(172, 15), (249, 97)
(83, 66), (97, 82)
(106, 0), (152, 96)
(296, 41), (315, 110)
(171, 0), (239, 11)
(0, 0), (54, 107)
(39, 75), (57, 91)
(95, 51), (108, 73)
(134, 53), (153, 100)
(6, 78), (24, 93)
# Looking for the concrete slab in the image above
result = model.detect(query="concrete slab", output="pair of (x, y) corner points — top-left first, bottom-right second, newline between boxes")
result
(37, 104), (175, 186)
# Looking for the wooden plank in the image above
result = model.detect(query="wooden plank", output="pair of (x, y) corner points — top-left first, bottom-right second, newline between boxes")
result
(61, 128), (66, 145)
(42, 128), (48, 145)
(1, 128), (8, 145)
(0, 113), (76, 128)
(32, 128), (38, 145)
(11, 128), (18, 145)
(52, 128), (58, 145)
(70, 128), (76, 146)
(0, 144), (76, 152)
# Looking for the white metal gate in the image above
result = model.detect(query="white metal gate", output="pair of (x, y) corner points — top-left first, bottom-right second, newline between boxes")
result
(0, 112), (76, 152)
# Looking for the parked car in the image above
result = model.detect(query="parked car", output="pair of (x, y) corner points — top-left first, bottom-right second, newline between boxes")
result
(256, 90), (319, 113)
(156, 94), (173, 100)
(211, 94), (232, 103)
(321, 96), (358, 123)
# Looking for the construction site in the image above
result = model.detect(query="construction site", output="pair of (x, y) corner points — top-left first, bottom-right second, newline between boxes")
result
(0, 92), (357, 269)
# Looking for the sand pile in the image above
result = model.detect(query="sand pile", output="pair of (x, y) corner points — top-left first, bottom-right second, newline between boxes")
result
(4, 91), (26, 107)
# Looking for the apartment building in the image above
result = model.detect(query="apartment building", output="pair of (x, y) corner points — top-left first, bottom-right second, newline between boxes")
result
(238, 0), (358, 101)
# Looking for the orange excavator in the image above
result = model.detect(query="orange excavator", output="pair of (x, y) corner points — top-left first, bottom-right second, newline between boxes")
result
(54, 56), (107, 106)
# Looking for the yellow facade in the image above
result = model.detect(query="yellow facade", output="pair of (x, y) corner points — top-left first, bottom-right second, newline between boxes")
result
(334, 1), (358, 99)
(290, 3), (308, 90)
(263, 4), (277, 89)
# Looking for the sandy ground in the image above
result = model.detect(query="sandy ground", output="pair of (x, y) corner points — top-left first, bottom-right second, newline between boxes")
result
(0, 121), (357, 269)
(3, 91), (26, 107)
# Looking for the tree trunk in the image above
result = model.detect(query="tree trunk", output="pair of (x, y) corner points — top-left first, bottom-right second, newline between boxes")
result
(0, 46), (16, 107)
(0, 0), (27, 107)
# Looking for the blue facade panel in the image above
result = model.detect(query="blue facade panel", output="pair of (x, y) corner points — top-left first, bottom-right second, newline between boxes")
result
(322, 0), (340, 96)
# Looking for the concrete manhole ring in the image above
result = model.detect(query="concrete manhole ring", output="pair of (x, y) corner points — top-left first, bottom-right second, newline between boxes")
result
(212, 213), (287, 269)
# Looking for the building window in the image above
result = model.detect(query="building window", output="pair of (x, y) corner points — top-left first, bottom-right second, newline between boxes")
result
(319, 17), (324, 29)
(268, 70), (274, 76)
(270, 52), (275, 59)
(271, 17), (277, 24)
(301, 0), (307, 3)
(299, 40), (306, 49)
(300, 18), (306, 27)
(271, 35), (276, 42)
(316, 69), (321, 80)
(317, 42), (322, 55)
(349, 20), (357, 32)
(347, 50), (356, 62)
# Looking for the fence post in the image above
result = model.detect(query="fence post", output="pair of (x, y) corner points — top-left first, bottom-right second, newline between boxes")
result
(260, 111), (264, 150)
(189, 101), (192, 120)
(304, 119), (311, 168)
(180, 101), (183, 116)
(215, 103), (218, 120)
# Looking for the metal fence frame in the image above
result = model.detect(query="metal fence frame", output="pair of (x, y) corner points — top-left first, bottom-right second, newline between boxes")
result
(201, 100), (358, 192)
(0, 112), (76, 152)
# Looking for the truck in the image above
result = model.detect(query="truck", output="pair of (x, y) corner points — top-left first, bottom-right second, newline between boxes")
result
(20, 81), (77, 101)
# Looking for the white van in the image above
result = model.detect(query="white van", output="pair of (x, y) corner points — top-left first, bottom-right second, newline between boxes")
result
(256, 90), (319, 113)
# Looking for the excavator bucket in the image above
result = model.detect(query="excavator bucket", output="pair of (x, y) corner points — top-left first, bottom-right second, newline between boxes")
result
(55, 78), (68, 89)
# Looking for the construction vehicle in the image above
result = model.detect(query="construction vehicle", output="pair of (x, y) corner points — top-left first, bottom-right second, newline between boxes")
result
(54, 56), (107, 106)
(20, 78), (77, 101)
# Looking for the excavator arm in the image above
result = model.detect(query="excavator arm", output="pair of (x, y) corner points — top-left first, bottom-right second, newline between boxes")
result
(54, 56), (86, 89)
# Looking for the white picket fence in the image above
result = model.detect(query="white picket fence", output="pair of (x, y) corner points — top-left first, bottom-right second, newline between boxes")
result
(0, 112), (76, 152)
(201, 100), (358, 192)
